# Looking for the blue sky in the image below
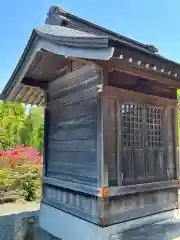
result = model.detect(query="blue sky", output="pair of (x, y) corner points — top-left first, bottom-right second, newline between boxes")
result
(1, 0), (180, 89)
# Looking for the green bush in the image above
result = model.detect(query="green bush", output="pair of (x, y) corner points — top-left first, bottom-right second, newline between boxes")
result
(0, 145), (42, 201)
(22, 180), (38, 201)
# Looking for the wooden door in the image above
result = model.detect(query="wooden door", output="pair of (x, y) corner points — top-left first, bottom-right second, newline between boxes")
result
(120, 103), (146, 184)
(145, 106), (167, 181)
(120, 103), (167, 185)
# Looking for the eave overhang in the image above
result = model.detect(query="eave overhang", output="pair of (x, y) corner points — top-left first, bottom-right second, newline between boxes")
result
(0, 24), (114, 105)
(2, 22), (180, 105)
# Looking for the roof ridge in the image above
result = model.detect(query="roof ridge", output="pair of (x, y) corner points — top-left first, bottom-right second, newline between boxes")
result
(45, 6), (158, 54)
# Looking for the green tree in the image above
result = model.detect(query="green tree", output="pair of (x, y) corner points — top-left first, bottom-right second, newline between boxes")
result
(20, 106), (44, 153)
(0, 101), (25, 150)
(0, 101), (44, 152)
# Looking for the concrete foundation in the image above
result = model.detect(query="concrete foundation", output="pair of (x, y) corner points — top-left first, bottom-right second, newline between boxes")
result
(1, 202), (180, 239)
(39, 203), (180, 240)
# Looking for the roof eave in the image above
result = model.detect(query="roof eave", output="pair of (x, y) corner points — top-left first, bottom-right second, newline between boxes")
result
(0, 30), (38, 100)
(0, 29), (114, 102)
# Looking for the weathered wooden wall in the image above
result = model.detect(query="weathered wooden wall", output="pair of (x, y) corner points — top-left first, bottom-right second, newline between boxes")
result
(42, 64), (178, 227)
(103, 86), (177, 186)
(101, 85), (178, 225)
(107, 188), (177, 225)
(42, 183), (178, 226)
(46, 63), (102, 186)
(43, 184), (101, 225)
(103, 96), (117, 186)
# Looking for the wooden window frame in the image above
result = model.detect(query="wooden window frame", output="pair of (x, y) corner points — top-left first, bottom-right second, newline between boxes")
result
(118, 102), (168, 185)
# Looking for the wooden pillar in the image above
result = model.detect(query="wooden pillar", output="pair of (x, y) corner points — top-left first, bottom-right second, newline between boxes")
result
(173, 104), (180, 209)
(97, 69), (108, 188)
(43, 89), (49, 177)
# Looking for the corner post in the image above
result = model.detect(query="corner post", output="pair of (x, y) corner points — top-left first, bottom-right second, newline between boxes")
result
(174, 103), (180, 210)
(43, 88), (49, 178)
(97, 69), (109, 189)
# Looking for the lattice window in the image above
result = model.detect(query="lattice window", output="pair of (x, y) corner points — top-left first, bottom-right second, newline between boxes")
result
(120, 103), (167, 185)
(147, 107), (164, 147)
(121, 104), (143, 147)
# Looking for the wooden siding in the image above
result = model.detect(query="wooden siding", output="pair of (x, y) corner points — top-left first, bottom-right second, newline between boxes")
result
(43, 183), (177, 226)
(46, 64), (102, 186)
(166, 107), (176, 179)
(103, 86), (177, 186)
(103, 97), (117, 186)
(43, 184), (101, 224)
(43, 69), (178, 226)
(107, 188), (177, 225)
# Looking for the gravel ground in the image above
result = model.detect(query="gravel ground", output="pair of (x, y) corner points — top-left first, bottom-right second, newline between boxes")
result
(0, 202), (40, 216)
(0, 202), (39, 240)
(0, 202), (59, 240)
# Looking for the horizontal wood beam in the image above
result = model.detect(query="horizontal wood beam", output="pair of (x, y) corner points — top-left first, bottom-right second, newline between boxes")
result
(43, 200), (177, 227)
(108, 180), (177, 197)
(43, 177), (177, 198)
(43, 177), (98, 196)
(92, 59), (180, 89)
(21, 77), (48, 89)
(106, 202), (177, 226)
(103, 86), (177, 107)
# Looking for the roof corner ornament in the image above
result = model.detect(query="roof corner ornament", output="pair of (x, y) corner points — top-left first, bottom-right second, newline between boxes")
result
(146, 44), (159, 53)
(45, 6), (68, 26)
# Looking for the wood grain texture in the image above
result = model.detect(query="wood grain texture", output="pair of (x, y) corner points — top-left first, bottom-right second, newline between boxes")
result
(107, 188), (177, 225)
(43, 177), (98, 196)
(43, 183), (177, 226)
(103, 86), (177, 107)
(48, 64), (99, 100)
(103, 97), (117, 186)
(108, 70), (177, 100)
(46, 63), (102, 186)
(166, 107), (176, 179)
(43, 184), (101, 225)
(109, 180), (177, 196)
(93, 58), (180, 89)
(103, 87), (176, 185)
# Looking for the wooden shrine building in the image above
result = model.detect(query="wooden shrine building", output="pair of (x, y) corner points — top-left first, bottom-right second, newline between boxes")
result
(1, 6), (180, 240)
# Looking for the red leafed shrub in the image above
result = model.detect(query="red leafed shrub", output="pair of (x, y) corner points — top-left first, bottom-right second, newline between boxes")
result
(0, 145), (43, 168)
(0, 145), (43, 201)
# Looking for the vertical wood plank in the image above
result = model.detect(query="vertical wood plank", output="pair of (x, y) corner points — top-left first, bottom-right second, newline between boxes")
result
(43, 89), (49, 177)
(117, 100), (122, 185)
(103, 97), (117, 186)
(173, 105), (179, 181)
(102, 68), (109, 86)
(47, 64), (101, 186)
(97, 70), (106, 187)
(166, 107), (176, 179)
(172, 105), (180, 209)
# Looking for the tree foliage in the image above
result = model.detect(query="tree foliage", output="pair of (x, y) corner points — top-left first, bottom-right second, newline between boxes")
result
(0, 101), (44, 153)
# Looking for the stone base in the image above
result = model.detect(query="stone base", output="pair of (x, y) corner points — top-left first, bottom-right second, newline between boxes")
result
(39, 203), (180, 240)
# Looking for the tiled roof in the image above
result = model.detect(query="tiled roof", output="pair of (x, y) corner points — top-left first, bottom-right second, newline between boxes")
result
(35, 24), (100, 38)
